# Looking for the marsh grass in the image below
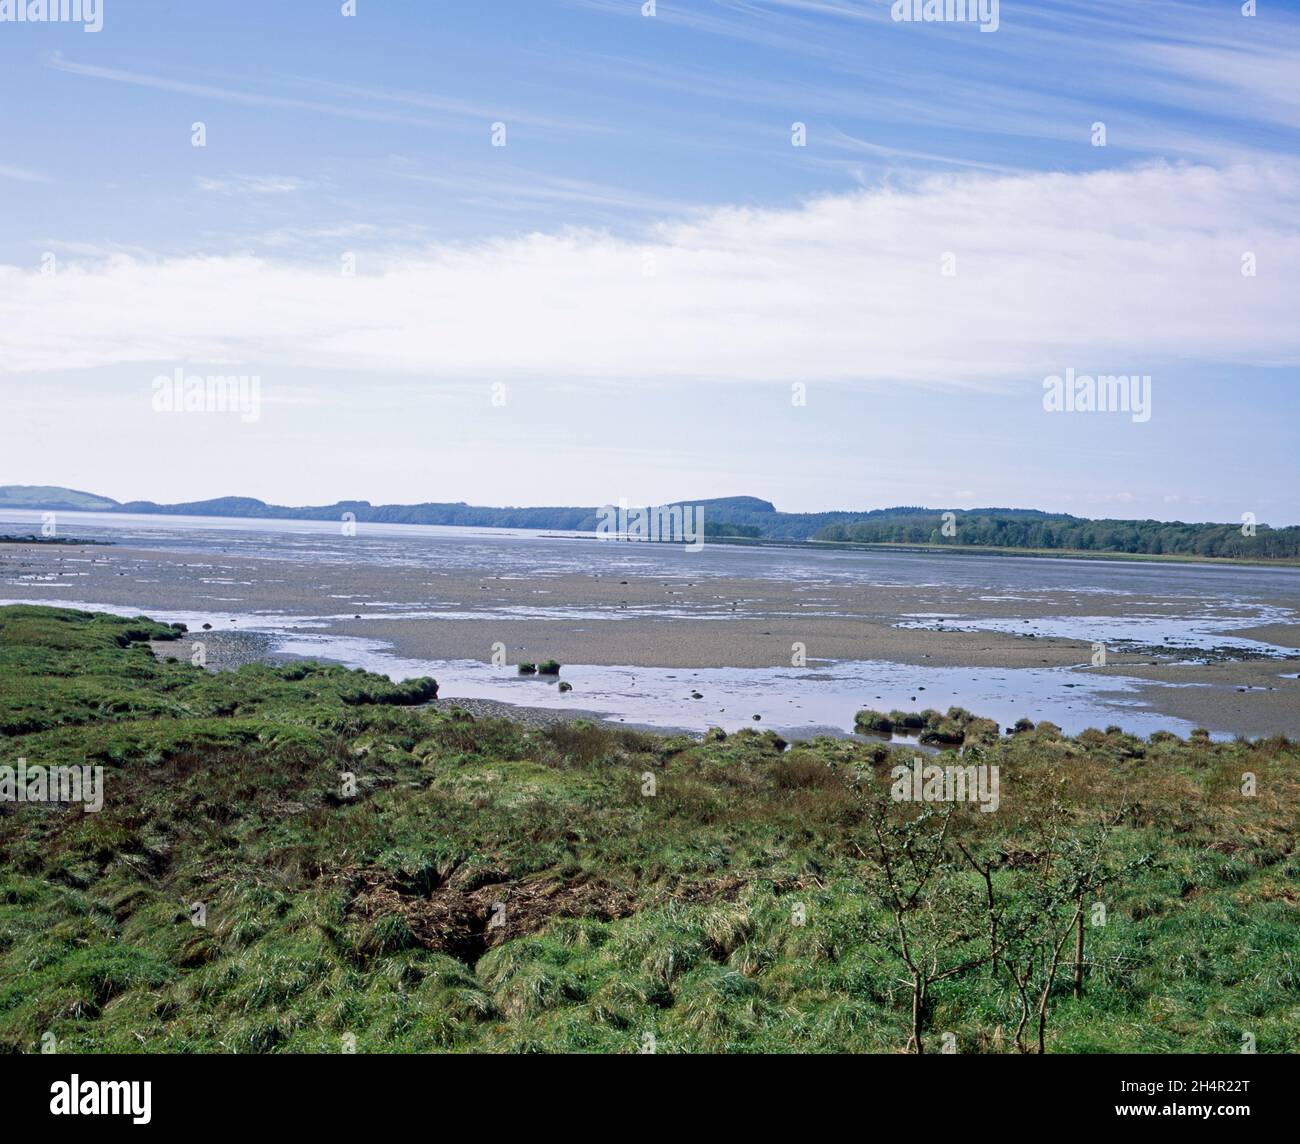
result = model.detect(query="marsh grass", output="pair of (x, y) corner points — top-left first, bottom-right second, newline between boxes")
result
(1, 605), (1296, 1053)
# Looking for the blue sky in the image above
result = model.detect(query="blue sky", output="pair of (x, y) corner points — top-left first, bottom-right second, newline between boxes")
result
(1, 0), (1298, 523)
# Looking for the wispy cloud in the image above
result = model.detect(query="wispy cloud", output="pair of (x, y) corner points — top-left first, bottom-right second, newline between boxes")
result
(284, 75), (613, 134)
(0, 164), (50, 183)
(395, 164), (701, 216)
(196, 175), (310, 196)
(256, 222), (382, 250)
(821, 128), (1023, 173)
(1139, 40), (1300, 131)
(47, 55), (609, 136)
(46, 56), (443, 128)
(571, 0), (1300, 168)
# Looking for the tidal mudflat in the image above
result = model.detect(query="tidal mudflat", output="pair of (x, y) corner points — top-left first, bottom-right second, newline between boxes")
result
(3, 510), (1299, 739)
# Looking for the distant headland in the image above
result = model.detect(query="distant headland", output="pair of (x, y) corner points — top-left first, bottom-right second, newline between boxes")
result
(2, 485), (1298, 560)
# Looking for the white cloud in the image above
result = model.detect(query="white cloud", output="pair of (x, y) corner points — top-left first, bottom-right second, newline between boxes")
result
(2, 161), (1296, 384)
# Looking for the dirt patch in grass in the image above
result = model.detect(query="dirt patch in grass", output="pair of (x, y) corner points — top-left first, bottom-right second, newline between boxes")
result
(344, 868), (639, 963)
(342, 867), (768, 964)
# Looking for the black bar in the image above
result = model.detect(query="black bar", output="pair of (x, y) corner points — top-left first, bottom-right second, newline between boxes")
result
(4, 1052), (1289, 1130)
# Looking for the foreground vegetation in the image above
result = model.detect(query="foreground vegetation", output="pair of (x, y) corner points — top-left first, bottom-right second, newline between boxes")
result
(1, 605), (1296, 1053)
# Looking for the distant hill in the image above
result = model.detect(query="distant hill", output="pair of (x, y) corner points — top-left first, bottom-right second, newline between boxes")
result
(106, 494), (783, 534)
(0, 485), (119, 511)
(0, 487), (939, 540)
(0, 487), (785, 533)
(1, 485), (1297, 558)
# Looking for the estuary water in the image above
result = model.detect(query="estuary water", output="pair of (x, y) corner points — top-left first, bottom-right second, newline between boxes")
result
(3, 509), (1299, 739)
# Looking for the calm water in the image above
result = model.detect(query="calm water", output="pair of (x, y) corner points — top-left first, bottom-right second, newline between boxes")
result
(4, 510), (1300, 738)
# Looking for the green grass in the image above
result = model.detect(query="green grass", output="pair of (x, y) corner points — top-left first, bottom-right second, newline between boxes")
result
(1, 604), (1297, 1053)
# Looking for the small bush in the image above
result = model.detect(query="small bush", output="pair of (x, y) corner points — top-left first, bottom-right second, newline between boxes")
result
(854, 710), (894, 733)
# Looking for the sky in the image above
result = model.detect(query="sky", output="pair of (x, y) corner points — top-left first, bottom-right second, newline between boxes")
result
(1, 0), (1298, 523)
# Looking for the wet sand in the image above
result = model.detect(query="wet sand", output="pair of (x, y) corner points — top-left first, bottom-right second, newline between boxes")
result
(1107, 660), (1300, 739)
(1227, 623), (1300, 650)
(6, 539), (1300, 737)
(0, 539), (1161, 668)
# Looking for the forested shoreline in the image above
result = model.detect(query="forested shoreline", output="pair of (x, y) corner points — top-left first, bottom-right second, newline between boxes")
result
(815, 513), (1300, 560)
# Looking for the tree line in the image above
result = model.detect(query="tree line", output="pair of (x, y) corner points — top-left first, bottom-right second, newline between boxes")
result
(816, 512), (1300, 559)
